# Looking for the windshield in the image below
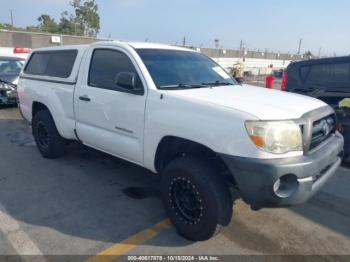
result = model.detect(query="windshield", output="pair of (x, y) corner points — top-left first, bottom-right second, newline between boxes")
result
(136, 49), (237, 89)
(0, 59), (24, 76)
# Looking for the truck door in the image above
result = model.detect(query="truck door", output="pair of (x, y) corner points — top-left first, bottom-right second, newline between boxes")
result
(75, 47), (147, 165)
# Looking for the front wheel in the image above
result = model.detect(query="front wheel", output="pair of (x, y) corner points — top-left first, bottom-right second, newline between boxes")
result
(161, 156), (233, 241)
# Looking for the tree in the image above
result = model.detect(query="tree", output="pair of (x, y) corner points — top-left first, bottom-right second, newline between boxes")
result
(1, 1), (100, 36)
(0, 23), (12, 30)
(37, 14), (59, 33)
(71, 0), (100, 37)
(0, 23), (24, 31)
(58, 11), (81, 35)
(26, 25), (42, 33)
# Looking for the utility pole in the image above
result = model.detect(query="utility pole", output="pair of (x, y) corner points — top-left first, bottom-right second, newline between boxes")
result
(297, 38), (303, 55)
(239, 40), (243, 51)
(239, 40), (245, 59)
(214, 38), (219, 49)
(182, 36), (186, 47)
(10, 10), (14, 30)
(214, 38), (220, 61)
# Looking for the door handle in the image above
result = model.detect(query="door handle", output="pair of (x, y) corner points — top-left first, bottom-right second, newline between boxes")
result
(79, 95), (91, 102)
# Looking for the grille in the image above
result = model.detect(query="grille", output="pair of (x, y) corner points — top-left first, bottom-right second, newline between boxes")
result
(310, 114), (336, 150)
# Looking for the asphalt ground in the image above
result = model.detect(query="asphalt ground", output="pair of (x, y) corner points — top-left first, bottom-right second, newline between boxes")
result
(0, 105), (349, 261)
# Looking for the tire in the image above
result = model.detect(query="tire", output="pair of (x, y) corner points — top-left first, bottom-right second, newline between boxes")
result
(161, 156), (233, 241)
(32, 110), (66, 158)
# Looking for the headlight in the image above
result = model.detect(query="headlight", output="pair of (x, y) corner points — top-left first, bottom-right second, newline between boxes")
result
(245, 120), (302, 154)
(1, 83), (16, 91)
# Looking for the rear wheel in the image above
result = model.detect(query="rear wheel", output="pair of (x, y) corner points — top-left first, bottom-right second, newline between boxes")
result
(32, 110), (66, 158)
(161, 156), (233, 241)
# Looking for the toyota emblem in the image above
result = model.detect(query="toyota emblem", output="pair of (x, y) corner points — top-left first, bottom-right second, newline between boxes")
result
(322, 121), (331, 136)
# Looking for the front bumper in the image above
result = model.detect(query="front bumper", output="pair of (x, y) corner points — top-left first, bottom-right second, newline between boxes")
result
(221, 133), (344, 208)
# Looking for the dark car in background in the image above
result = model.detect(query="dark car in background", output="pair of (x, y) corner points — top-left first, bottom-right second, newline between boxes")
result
(0, 56), (25, 105)
(273, 69), (284, 78)
(282, 56), (350, 159)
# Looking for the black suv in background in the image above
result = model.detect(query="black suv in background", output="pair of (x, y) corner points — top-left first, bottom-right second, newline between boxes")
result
(283, 56), (350, 159)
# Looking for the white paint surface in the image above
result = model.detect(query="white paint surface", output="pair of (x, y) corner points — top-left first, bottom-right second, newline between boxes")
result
(0, 204), (44, 256)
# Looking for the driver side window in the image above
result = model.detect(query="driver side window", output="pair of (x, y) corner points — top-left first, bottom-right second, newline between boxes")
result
(88, 49), (143, 92)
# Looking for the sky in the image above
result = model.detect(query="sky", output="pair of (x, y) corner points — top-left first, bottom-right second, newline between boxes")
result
(1, 0), (350, 55)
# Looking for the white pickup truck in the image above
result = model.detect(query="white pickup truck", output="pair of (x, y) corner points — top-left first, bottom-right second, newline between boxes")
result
(18, 41), (343, 241)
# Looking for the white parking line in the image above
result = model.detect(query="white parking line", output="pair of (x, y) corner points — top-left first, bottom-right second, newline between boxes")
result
(0, 204), (43, 256)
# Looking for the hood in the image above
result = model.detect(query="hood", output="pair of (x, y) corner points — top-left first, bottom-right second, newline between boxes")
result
(0, 74), (19, 85)
(169, 84), (327, 120)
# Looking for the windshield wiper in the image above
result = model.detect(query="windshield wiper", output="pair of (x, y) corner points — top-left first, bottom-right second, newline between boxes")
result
(159, 83), (208, 90)
(159, 81), (235, 90)
(202, 81), (233, 87)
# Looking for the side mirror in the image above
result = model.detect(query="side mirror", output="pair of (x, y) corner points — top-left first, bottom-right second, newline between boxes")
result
(115, 72), (144, 95)
(115, 72), (136, 90)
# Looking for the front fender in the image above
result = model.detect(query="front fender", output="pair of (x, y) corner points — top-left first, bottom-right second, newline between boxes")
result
(143, 91), (259, 172)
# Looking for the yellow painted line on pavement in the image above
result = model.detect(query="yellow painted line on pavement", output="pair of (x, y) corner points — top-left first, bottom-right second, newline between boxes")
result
(87, 219), (172, 262)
